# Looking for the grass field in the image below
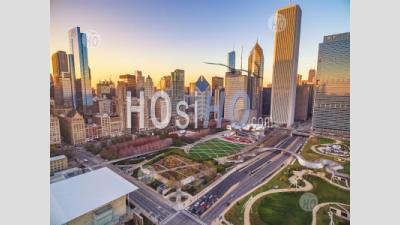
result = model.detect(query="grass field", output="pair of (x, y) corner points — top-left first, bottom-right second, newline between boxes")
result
(188, 138), (244, 160)
(250, 176), (350, 225)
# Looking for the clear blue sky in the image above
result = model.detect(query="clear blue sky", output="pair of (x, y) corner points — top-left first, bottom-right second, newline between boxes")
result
(51, 0), (349, 86)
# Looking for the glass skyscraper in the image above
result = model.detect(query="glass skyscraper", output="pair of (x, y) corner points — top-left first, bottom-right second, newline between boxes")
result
(68, 26), (93, 115)
(227, 50), (236, 72)
(312, 32), (350, 138)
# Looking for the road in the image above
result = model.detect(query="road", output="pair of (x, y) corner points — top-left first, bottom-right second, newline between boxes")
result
(192, 136), (306, 224)
(72, 147), (205, 225)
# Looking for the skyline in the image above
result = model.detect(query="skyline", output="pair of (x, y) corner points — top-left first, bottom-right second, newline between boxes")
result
(50, 0), (349, 86)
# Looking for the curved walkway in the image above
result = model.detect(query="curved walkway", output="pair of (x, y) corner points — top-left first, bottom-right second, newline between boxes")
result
(243, 179), (313, 225)
(311, 202), (350, 225)
(243, 171), (349, 225)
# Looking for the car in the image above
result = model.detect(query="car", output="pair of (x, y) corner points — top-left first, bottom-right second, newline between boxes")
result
(83, 158), (89, 163)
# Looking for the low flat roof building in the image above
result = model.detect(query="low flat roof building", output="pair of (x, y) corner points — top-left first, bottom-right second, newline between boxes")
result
(51, 167), (137, 225)
(50, 155), (68, 174)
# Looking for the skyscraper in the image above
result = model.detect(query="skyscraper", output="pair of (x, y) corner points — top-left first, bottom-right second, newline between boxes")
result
(247, 41), (264, 117)
(270, 4), (302, 127)
(295, 85), (310, 121)
(308, 69), (316, 84)
(227, 50), (236, 72)
(119, 74), (136, 96)
(224, 71), (248, 121)
(171, 69), (185, 115)
(313, 32), (350, 138)
(297, 74), (303, 85)
(68, 27), (93, 115)
(52, 51), (75, 109)
(195, 75), (211, 121)
(135, 70), (144, 97)
(262, 87), (272, 117)
(211, 76), (224, 96)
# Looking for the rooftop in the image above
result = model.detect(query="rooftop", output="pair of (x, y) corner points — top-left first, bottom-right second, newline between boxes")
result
(51, 167), (137, 225)
(50, 155), (66, 161)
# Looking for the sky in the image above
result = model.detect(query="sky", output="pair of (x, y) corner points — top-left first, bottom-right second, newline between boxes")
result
(50, 0), (349, 87)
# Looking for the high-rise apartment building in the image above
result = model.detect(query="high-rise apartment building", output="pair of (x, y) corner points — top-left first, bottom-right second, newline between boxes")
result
(270, 4), (302, 127)
(247, 41), (264, 117)
(68, 27), (93, 115)
(313, 32), (350, 138)
(52, 51), (76, 109)
(227, 50), (236, 72)
(224, 71), (248, 121)
(59, 111), (86, 145)
(171, 69), (185, 115)
(50, 115), (62, 145)
(195, 75), (211, 121)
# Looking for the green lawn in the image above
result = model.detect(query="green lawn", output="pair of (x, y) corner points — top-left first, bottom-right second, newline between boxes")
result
(224, 163), (299, 225)
(250, 176), (350, 225)
(188, 138), (244, 160)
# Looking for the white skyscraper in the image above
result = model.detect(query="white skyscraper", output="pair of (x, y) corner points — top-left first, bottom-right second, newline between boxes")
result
(195, 75), (211, 121)
(270, 5), (302, 127)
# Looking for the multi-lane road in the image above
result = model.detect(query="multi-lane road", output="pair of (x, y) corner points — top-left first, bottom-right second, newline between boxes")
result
(190, 136), (306, 224)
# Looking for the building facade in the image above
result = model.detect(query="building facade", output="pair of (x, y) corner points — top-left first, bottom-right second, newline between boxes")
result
(195, 75), (211, 121)
(270, 5), (302, 127)
(313, 32), (350, 138)
(68, 27), (93, 115)
(50, 155), (68, 174)
(52, 51), (76, 109)
(308, 69), (316, 84)
(227, 50), (236, 72)
(295, 85), (311, 121)
(171, 69), (185, 115)
(59, 111), (86, 145)
(247, 41), (264, 117)
(50, 116), (62, 145)
(262, 87), (272, 117)
(224, 71), (248, 121)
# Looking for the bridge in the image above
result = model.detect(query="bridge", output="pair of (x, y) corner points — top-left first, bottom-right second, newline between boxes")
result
(258, 147), (349, 179)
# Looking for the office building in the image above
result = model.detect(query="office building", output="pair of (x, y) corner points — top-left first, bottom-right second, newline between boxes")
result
(50, 115), (62, 145)
(313, 32), (350, 138)
(119, 74), (136, 97)
(214, 86), (225, 119)
(295, 85), (311, 121)
(308, 69), (316, 84)
(195, 75), (211, 121)
(270, 5), (302, 127)
(211, 76), (224, 95)
(58, 111), (86, 145)
(171, 69), (185, 115)
(50, 155), (68, 174)
(224, 71), (248, 121)
(247, 41), (264, 117)
(227, 50), (236, 72)
(116, 81), (129, 134)
(93, 113), (112, 138)
(135, 70), (144, 97)
(262, 87), (272, 117)
(68, 27), (93, 115)
(297, 74), (303, 85)
(51, 167), (137, 225)
(52, 51), (75, 109)
(96, 79), (116, 99)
